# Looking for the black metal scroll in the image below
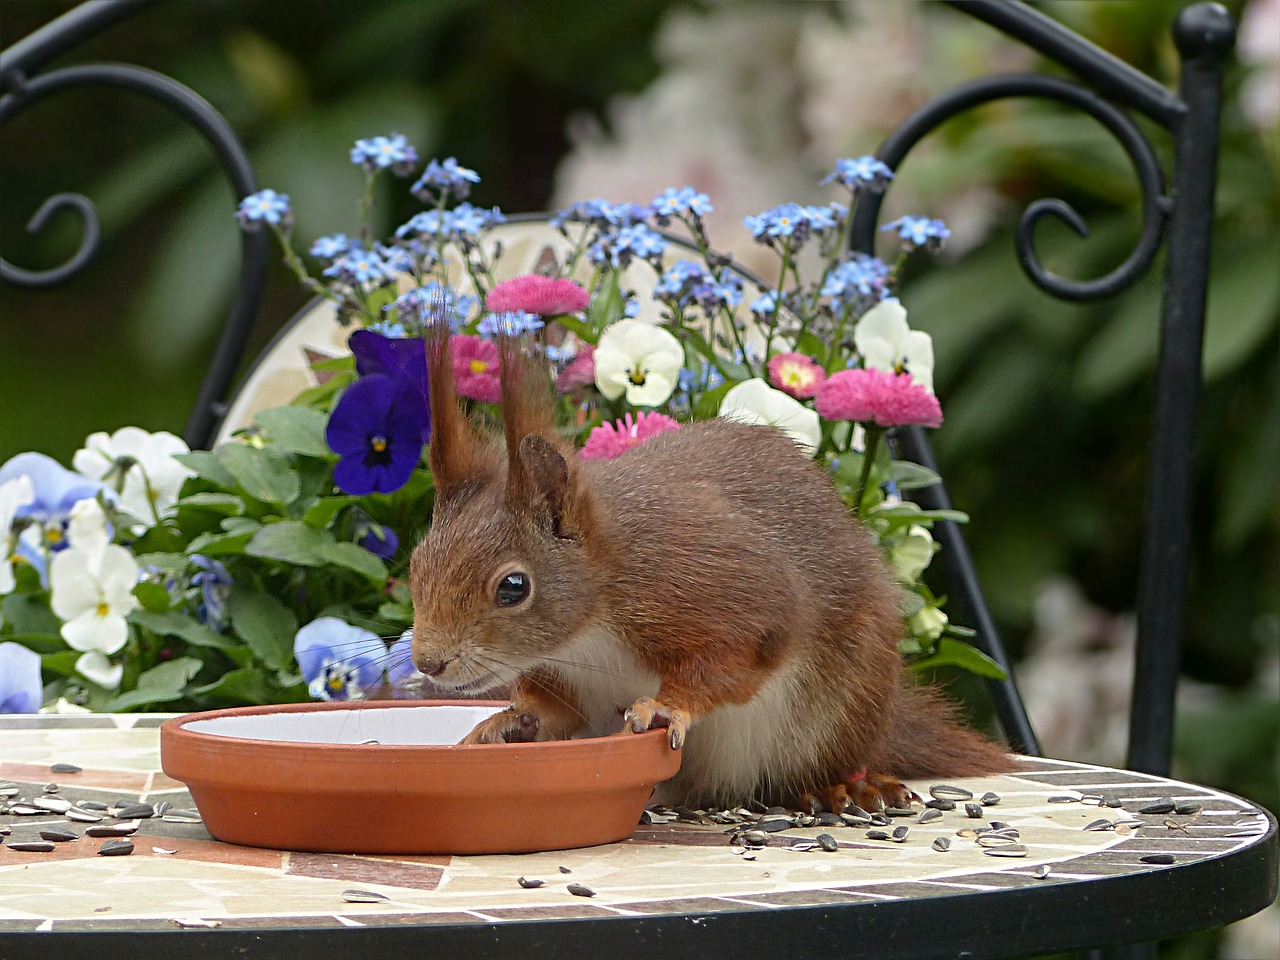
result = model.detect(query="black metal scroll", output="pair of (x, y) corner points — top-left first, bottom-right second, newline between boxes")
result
(850, 1), (1237, 775)
(0, 0), (267, 449)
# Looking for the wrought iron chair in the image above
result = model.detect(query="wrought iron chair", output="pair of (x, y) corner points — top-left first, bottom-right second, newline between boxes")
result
(0, 2), (1254, 956)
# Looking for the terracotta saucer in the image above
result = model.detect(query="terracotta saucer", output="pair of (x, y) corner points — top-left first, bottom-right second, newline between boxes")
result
(160, 700), (682, 855)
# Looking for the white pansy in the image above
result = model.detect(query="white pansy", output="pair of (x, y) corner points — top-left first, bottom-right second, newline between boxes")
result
(594, 319), (685, 407)
(75, 650), (123, 690)
(853, 299), (935, 393)
(0, 475), (35, 594)
(72, 427), (195, 524)
(908, 605), (948, 643)
(66, 497), (110, 571)
(50, 541), (139, 655)
(888, 524), (938, 583)
(718, 378), (821, 457)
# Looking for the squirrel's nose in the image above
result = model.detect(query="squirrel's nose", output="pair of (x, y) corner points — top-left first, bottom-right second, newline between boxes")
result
(417, 656), (451, 678)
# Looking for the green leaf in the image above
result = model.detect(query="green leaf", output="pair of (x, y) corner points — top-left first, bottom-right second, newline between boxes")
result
(129, 609), (239, 651)
(244, 520), (333, 566)
(886, 460), (942, 491)
(553, 312), (598, 345)
(317, 541), (388, 583)
(226, 589), (298, 671)
(131, 552), (190, 573)
(910, 639), (1008, 680)
(303, 495), (358, 529)
(1202, 237), (1280, 382)
(692, 381), (734, 420)
(186, 524), (259, 557)
(1, 594), (62, 636)
(132, 581), (173, 613)
(176, 492), (246, 516)
(189, 667), (276, 705)
(255, 406), (333, 458)
(5, 633), (66, 654)
(175, 450), (238, 489)
(40, 650), (81, 677)
(103, 657), (203, 712)
(217, 443), (302, 506)
(678, 326), (750, 381)
(309, 355), (357, 373)
(587, 270), (626, 331)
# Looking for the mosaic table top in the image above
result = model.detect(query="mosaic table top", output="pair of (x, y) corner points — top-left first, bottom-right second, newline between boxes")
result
(0, 713), (1275, 960)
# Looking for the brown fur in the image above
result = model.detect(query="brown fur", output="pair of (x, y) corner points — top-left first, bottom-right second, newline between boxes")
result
(410, 337), (1010, 808)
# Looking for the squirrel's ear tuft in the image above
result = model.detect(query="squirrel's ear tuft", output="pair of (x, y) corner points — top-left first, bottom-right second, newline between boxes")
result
(427, 321), (482, 499)
(518, 434), (575, 539)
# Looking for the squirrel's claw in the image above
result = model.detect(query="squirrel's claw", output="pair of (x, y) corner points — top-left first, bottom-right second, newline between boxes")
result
(460, 706), (540, 744)
(798, 772), (920, 814)
(622, 696), (689, 750)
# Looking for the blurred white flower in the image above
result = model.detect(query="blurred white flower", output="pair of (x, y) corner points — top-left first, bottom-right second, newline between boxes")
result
(719, 378), (821, 456)
(0, 474), (35, 594)
(72, 427), (194, 524)
(75, 650), (123, 690)
(888, 524), (937, 582)
(594, 320), (685, 406)
(908, 605), (948, 643)
(1239, 0), (1280, 130)
(854, 299), (935, 392)
(39, 696), (92, 715)
(49, 531), (139, 655)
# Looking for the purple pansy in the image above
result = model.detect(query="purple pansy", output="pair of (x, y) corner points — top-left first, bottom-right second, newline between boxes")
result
(189, 554), (233, 630)
(0, 642), (42, 713)
(294, 618), (388, 702)
(326, 375), (426, 496)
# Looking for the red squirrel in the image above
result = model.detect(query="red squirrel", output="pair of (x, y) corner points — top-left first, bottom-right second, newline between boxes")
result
(409, 328), (1010, 811)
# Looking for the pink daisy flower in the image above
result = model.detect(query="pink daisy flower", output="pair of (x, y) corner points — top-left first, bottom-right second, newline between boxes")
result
(767, 352), (826, 399)
(486, 274), (590, 316)
(555, 345), (596, 394)
(815, 368), (943, 428)
(451, 334), (501, 404)
(579, 411), (681, 461)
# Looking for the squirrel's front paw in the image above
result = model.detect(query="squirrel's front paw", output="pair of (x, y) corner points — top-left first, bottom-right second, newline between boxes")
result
(460, 706), (541, 744)
(622, 696), (690, 750)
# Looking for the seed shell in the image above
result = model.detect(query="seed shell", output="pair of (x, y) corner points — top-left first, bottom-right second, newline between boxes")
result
(1138, 797), (1175, 815)
(342, 889), (389, 903)
(983, 845), (1028, 858)
(33, 797), (71, 814)
(51, 763), (82, 774)
(1140, 854), (1176, 865)
(9, 803), (42, 816)
(8, 841), (56, 852)
(815, 812), (845, 827)
(85, 824), (138, 838)
(931, 837), (951, 852)
(39, 828), (77, 842)
(566, 883), (596, 898)
(1032, 865), (1052, 879)
(111, 802), (154, 820)
(925, 798), (956, 811)
(1084, 819), (1113, 832)
(1174, 801), (1202, 816)
(865, 829), (890, 841)
(1047, 795), (1079, 804)
(816, 833), (839, 852)
(66, 807), (103, 823)
(917, 808), (943, 824)
(980, 792), (1000, 806)
(98, 839), (134, 857)
(517, 877), (545, 889)
(964, 803), (984, 819)
(79, 801), (109, 811)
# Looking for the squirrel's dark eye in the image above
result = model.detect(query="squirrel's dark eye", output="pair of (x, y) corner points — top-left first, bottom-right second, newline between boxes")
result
(495, 572), (530, 607)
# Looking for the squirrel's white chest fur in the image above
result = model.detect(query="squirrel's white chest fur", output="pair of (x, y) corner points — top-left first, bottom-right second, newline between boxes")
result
(551, 625), (814, 805)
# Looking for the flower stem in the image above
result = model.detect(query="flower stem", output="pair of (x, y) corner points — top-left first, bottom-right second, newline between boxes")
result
(852, 424), (884, 516)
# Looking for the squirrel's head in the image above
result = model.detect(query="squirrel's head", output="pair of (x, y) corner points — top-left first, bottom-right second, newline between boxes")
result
(407, 328), (595, 692)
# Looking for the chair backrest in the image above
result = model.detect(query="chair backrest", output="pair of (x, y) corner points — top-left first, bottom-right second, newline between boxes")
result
(849, 0), (1237, 776)
(2, 1), (1237, 777)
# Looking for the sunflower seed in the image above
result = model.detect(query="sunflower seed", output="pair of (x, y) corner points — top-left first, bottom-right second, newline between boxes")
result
(0, 782), (20, 797)
(111, 802), (154, 820)
(931, 837), (951, 852)
(917, 808), (943, 824)
(983, 845), (1027, 858)
(161, 810), (203, 824)
(1032, 865), (1051, 879)
(33, 797), (71, 814)
(817, 833), (839, 852)
(1102, 794), (1123, 808)
(98, 839), (134, 857)
(9, 803), (42, 816)
(964, 803), (984, 819)
(977, 834), (1020, 848)
(342, 889), (389, 903)
(742, 830), (769, 847)
(845, 805), (872, 821)
(884, 807), (915, 818)
(0, 825), (9, 836)
(517, 877), (545, 889)
(79, 801), (108, 811)
(1081, 795), (1104, 806)
(1174, 801), (1202, 816)
(153, 801), (172, 817)
(930, 784), (973, 801)
(558, 866), (572, 874)
(7, 841), (55, 852)
(1084, 819), (1114, 832)
(66, 806), (102, 823)
(43, 783), (61, 794)
(51, 763), (82, 774)
(566, 883), (595, 898)
(85, 824), (138, 838)
(989, 821), (1009, 831)
(1138, 797), (1175, 815)
(891, 826), (910, 841)
(981, 792), (1000, 806)
(841, 812), (872, 826)
(870, 812), (890, 826)
(815, 812), (845, 827)
(1047, 795), (1079, 804)
(758, 818), (792, 833)
(925, 798), (956, 811)
(865, 829), (890, 841)
(1140, 854), (1176, 865)
(39, 828), (77, 842)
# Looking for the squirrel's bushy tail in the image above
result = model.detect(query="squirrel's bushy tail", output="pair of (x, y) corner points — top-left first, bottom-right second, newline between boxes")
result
(871, 680), (1013, 778)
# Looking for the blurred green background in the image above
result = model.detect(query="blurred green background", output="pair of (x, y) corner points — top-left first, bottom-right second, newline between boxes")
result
(2, 2), (1276, 953)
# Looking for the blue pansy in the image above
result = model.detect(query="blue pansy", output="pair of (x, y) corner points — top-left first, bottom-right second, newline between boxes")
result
(236, 189), (291, 229)
(0, 641), (42, 713)
(477, 311), (545, 338)
(411, 157), (481, 201)
(326, 375), (427, 496)
(189, 555), (232, 630)
(294, 618), (389, 702)
(883, 215), (951, 250)
(350, 133), (418, 176)
(0, 453), (108, 553)
(822, 156), (894, 189)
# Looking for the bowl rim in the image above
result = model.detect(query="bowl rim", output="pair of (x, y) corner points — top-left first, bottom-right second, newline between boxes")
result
(160, 698), (676, 762)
